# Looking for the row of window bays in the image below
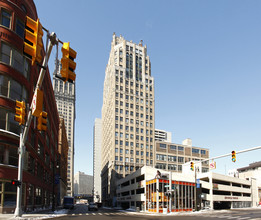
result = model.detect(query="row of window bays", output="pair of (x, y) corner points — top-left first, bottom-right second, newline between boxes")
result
(115, 76), (154, 98)
(157, 142), (208, 157)
(114, 45), (151, 79)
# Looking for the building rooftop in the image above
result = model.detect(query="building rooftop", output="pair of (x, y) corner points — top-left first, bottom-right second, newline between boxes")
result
(237, 161), (261, 172)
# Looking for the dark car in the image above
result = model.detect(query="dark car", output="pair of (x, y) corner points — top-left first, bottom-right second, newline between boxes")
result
(63, 196), (74, 209)
(88, 202), (98, 211)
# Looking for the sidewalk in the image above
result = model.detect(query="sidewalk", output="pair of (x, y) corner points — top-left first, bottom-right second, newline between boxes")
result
(0, 208), (68, 220)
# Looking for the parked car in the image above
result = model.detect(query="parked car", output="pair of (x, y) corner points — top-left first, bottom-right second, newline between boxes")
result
(88, 202), (98, 211)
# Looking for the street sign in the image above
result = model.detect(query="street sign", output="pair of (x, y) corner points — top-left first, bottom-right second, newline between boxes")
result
(209, 161), (216, 170)
(196, 179), (200, 188)
(164, 185), (170, 187)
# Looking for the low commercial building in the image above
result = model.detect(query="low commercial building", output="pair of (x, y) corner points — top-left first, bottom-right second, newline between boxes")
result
(117, 166), (259, 213)
(198, 172), (258, 209)
(116, 166), (195, 213)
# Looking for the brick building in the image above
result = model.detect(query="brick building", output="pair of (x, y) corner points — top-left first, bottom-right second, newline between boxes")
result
(0, 0), (62, 213)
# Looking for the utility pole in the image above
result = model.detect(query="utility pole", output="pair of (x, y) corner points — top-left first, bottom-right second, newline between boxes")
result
(14, 32), (57, 217)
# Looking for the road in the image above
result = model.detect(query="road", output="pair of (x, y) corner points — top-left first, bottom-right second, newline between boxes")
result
(51, 205), (261, 220)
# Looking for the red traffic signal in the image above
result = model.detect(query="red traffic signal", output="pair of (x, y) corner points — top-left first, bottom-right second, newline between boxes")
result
(11, 179), (21, 187)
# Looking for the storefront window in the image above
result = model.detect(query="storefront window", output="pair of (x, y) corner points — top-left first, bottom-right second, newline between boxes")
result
(146, 179), (195, 213)
(4, 194), (16, 206)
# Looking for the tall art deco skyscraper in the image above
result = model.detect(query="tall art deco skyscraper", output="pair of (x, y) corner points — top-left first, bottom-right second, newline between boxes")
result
(101, 33), (155, 206)
(53, 61), (76, 197)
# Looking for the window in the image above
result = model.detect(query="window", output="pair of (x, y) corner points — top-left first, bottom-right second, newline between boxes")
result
(168, 164), (177, 171)
(192, 148), (200, 154)
(1, 42), (11, 64)
(156, 154), (167, 161)
(178, 157), (184, 163)
(1, 42), (30, 78)
(201, 150), (206, 155)
(16, 18), (24, 38)
(160, 143), (166, 149)
(168, 155), (176, 162)
(178, 146), (184, 151)
(1, 9), (11, 28)
(0, 74), (28, 102)
(170, 145), (176, 150)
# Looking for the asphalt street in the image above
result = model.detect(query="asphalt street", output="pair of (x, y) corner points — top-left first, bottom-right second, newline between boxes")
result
(51, 205), (261, 220)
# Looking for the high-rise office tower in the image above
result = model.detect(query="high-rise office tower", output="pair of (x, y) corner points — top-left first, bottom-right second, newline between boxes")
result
(101, 33), (155, 206)
(53, 61), (76, 196)
(93, 118), (102, 202)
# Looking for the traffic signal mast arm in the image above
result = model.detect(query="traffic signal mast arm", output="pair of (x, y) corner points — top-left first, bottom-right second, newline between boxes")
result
(197, 145), (261, 165)
(21, 32), (57, 143)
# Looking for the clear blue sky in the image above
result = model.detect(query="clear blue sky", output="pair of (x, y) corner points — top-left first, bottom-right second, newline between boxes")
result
(34, 0), (261, 176)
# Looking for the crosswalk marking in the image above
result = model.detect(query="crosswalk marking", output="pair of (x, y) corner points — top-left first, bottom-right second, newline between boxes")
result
(199, 215), (253, 220)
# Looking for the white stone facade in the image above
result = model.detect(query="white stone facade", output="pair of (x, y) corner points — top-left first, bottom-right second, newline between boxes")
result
(74, 171), (94, 195)
(93, 118), (102, 202)
(101, 33), (155, 206)
(53, 61), (76, 196)
(155, 129), (172, 142)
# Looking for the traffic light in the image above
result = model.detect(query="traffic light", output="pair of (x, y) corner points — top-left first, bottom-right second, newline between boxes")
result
(190, 161), (194, 171)
(14, 100), (26, 125)
(61, 42), (77, 83)
(232, 151), (236, 162)
(23, 16), (43, 65)
(37, 111), (47, 131)
(11, 179), (21, 187)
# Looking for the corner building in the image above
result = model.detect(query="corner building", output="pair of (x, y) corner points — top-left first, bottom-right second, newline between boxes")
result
(101, 33), (155, 206)
(0, 0), (61, 213)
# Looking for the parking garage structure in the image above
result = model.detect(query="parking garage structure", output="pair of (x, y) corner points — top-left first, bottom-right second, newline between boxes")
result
(198, 172), (259, 209)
